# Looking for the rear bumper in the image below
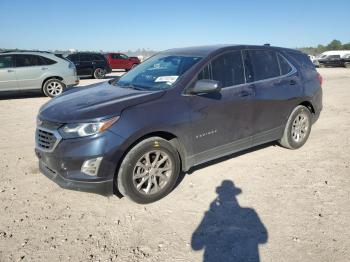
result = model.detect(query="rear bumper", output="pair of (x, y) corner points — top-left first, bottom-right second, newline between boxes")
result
(39, 160), (114, 196)
(63, 75), (79, 87)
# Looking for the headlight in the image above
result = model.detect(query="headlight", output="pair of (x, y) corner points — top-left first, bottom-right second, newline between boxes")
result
(59, 116), (119, 138)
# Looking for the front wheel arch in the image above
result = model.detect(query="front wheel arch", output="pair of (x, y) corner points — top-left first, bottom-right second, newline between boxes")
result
(113, 132), (187, 196)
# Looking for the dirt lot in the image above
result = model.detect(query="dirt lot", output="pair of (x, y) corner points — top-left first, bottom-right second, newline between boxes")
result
(0, 68), (349, 262)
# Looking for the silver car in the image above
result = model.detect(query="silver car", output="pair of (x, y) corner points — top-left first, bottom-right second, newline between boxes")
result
(0, 51), (79, 97)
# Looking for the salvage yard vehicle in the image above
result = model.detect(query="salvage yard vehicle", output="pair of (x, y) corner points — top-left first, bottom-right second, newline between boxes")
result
(318, 54), (350, 68)
(105, 53), (140, 71)
(64, 52), (112, 79)
(0, 51), (79, 97)
(35, 45), (323, 203)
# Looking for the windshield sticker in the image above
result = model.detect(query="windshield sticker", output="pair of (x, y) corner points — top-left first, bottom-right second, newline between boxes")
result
(154, 76), (179, 84)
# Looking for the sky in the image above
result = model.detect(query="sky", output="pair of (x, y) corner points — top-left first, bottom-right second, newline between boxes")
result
(0, 0), (349, 52)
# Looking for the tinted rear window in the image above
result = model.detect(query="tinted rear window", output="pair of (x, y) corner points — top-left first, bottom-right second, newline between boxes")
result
(243, 50), (280, 82)
(38, 56), (56, 65)
(278, 54), (293, 75)
(67, 54), (79, 62)
(80, 54), (92, 61)
(92, 54), (104, 61)
(286, 51), (315, 70)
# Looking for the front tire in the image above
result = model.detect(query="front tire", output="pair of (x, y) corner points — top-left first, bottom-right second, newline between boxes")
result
(42, 79), (66, 98)
(279, 105), (312, 149)
(117, 137), (181, 204)
(344, 62), (350, 68)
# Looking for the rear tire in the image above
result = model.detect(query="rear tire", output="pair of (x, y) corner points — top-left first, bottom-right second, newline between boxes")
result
(93, 68), (106, 79)
(116, 137), (181, 204)
(344, 62), (350, 68)
(42, 79), (66, 98)
(279, 105), (312, 149)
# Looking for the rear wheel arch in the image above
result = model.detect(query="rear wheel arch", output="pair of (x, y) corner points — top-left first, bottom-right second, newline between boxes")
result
(42, 76), (63, 89)
(299, 101), (315, 114)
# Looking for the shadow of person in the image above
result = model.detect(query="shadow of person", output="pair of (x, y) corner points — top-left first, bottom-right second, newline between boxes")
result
(191, 180), (268, 262)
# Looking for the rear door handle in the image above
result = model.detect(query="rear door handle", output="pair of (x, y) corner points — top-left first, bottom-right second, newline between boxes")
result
(7, 69), (15, 73)
(41, 67), (48, 70)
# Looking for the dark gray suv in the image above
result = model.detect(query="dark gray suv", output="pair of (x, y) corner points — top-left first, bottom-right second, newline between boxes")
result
(35, 45), (322, 203)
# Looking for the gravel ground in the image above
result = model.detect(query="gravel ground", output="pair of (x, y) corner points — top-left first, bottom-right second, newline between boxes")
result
(0, 68), (349, 262)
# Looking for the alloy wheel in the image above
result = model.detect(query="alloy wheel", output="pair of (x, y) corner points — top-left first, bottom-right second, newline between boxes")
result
(94, 68), (106, 79)
(132, 150), (173, 195)
(291, 112), (309, 143)
(46, 81), (63, 96)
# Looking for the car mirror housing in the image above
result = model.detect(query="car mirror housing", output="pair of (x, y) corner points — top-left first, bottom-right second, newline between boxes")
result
(190, 79), (222, 94)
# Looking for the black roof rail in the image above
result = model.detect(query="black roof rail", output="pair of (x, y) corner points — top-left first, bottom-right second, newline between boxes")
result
(264, 43), (271, 46)
(0, 50), (53, 54)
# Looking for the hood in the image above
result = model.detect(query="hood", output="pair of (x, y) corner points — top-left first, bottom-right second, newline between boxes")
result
(39, 81), (165, 123)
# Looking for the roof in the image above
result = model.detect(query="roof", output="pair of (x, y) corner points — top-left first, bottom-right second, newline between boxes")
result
(161, 44), (300, 57)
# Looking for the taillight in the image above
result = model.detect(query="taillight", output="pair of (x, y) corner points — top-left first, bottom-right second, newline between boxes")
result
(317, 72), (323, 86)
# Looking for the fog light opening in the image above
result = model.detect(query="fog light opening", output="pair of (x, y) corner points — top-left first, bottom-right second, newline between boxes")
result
(81, 157), (102, 176)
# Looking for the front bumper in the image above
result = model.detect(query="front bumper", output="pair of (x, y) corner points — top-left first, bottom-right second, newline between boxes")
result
(39, 160), (113, 196)
(35, 129), (126, 196)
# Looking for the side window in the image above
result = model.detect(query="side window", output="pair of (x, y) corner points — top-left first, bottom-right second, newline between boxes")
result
(286, 51), (315, 70)
(15, 55), (39, 67)
(80, 54), (92, 62)
(37, 55), (56, 66)
(92, 54), (104, 61)
(277, 54), (293, 75)
(112, 54), (119, 59)
(243, 50), (280, 82)
(212, 51), (245, 87)
(120, 54), (128, 59)
(0, 55), (13, 69)
(197, 51), (245, 88)
(197, 64), (211, 80)
(67, 54), (79, 62)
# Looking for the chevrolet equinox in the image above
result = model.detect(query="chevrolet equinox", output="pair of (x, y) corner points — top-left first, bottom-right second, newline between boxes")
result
(35, 45), (322, 203)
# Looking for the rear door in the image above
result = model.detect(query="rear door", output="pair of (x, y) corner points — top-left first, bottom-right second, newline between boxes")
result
(14, 54), (46, 90)
(187, 50), (255, 164)
(0, 55), (18, 91)
(243, 49), (301, 143)
(79, 54), (93, 76)
(67, 54), (81, 74)
(113, 54), (129, 69)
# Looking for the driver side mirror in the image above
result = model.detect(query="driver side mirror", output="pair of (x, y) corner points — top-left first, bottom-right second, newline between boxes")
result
(190, 79), (222, 94)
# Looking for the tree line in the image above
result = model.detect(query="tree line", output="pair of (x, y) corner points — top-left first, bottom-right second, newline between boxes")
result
(298, 40), (350, 56)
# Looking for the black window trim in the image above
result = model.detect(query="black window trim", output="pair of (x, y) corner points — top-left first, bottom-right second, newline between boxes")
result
(0, 54), (15, 69)
(183, 48), (297, 96)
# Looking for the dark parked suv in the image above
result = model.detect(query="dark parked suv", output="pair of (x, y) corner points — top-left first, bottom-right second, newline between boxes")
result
(35, 45), (322, 203)
(64, 52), (112, 79)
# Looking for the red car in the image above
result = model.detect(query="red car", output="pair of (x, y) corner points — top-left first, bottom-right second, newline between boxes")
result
(105, 53), (140, 71)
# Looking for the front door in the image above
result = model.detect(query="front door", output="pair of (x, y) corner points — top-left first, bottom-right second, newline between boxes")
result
(0, 55), (18, 91)
(187, 50), (255, 165)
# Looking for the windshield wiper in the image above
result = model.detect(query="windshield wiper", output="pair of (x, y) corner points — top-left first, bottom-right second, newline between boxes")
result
(118, 84), (146, 91)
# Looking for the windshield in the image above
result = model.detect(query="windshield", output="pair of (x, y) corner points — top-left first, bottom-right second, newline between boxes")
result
(114, 54), (202, 91)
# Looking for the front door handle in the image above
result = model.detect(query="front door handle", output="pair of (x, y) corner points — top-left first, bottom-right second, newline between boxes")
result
(41, 67), (48, 70)
(289, 79), (296, 85)
(7, 69), (15, 73)
(239, 90), (253, 97)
